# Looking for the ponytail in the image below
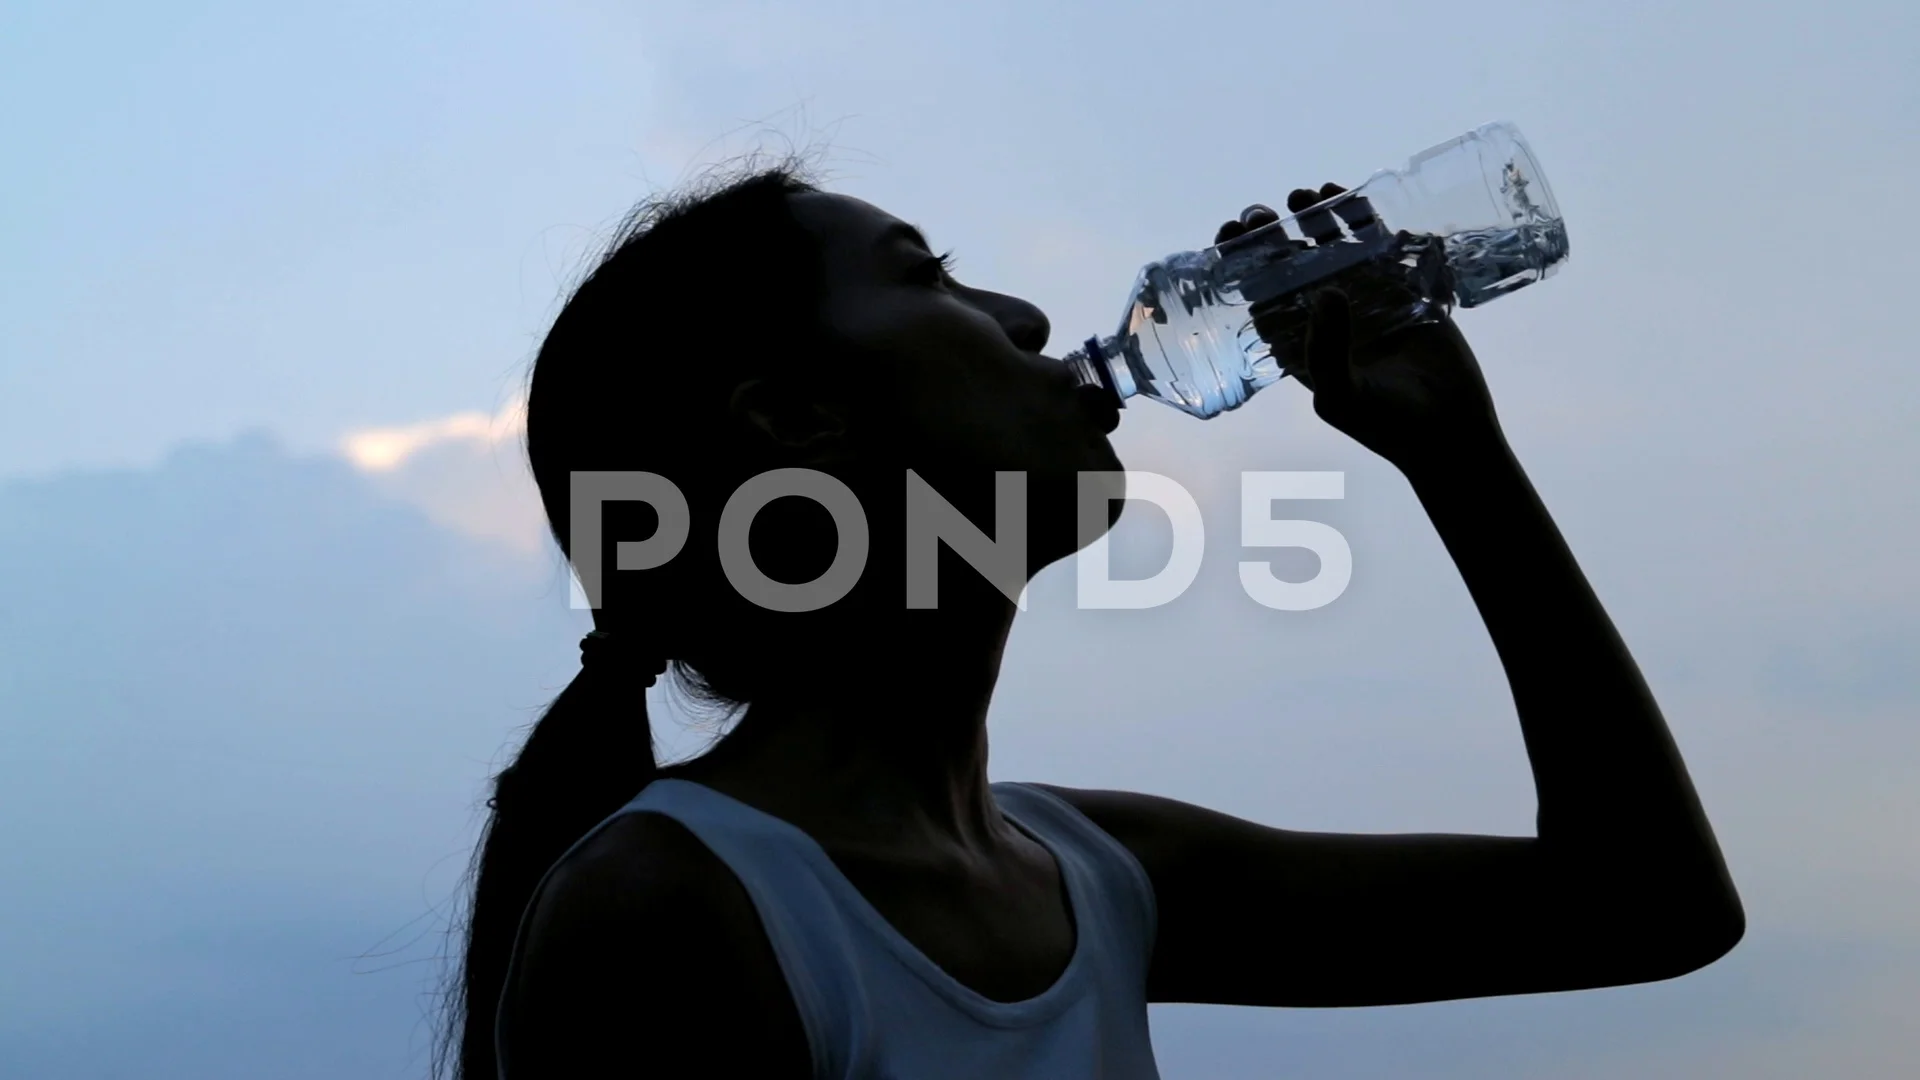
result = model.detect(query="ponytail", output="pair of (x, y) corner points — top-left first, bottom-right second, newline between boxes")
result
(439, 158), (827, 1080)
(442, 634), (665, 1080)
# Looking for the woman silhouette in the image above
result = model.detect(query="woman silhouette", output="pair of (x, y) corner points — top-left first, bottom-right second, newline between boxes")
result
(441, 164), (1742, 1079)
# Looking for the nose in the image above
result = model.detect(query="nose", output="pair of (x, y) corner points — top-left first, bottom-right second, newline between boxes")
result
(976, 290), (1050, 354)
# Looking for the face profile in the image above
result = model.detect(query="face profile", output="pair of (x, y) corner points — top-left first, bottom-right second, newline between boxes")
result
(772, 191), (1125, 571)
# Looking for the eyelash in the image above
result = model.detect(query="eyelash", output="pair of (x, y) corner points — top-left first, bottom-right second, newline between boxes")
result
(918, 250), (959, 286)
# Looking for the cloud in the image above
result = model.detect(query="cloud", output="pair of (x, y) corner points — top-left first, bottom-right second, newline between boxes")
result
(339, 396), (526, 474)
(0, 434), (591, 1077)
(337, 398), (549, 555)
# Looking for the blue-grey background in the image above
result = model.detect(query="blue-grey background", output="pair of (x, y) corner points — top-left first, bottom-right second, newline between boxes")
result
(3, 1), (1915, 1076)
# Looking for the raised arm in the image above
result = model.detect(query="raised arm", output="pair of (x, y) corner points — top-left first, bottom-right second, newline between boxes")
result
(1047, 242), (1742, 1007)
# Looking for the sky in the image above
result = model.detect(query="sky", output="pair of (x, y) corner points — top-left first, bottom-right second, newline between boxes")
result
(3, 0), (1918, 1076)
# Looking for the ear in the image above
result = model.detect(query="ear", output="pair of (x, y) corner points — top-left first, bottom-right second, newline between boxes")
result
(729, 377), (853, 466)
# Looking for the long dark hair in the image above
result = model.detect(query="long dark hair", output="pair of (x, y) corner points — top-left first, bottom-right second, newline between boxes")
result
(436, 158), (827, 1080)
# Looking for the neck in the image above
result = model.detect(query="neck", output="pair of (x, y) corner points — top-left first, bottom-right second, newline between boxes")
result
(679, 591), (1021, 853)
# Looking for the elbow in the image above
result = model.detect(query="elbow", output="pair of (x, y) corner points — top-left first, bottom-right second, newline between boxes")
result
(1564, 867), (1747, 987)
(1553, 838), (1748, 983)
(1672, 864), (1748, 973)
(1628, 892), (1748, 984)
(1680, 896), (1747, 973)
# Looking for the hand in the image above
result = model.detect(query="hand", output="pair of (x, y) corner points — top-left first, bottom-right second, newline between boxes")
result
(1214, 186), (1506, 475)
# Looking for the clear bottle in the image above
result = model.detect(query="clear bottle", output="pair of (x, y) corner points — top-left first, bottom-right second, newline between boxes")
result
(1063, 121), (1569, 419)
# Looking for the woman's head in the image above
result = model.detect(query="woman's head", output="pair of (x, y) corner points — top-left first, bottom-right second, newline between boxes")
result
(444, 159), (1122, 1080)
(526, 166), (1121, 696)
(780, 189), (1119, 482)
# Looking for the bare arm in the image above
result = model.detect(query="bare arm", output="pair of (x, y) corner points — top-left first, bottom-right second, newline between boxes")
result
(503, 812), (811, 1078)
(1045, 205), (1742, 1007)
(1046, 430), (1743, 1005)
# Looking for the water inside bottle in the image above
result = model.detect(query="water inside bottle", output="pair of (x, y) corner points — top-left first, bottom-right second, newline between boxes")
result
(1444, 218), (1570, 306)
(1107, 215), (1567, 418)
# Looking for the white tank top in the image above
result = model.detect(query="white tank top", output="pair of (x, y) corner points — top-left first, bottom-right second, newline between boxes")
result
(497, 777), (1162, 1079)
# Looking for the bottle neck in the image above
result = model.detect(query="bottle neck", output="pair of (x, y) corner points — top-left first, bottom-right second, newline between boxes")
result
(1066, 335), (1130, 409)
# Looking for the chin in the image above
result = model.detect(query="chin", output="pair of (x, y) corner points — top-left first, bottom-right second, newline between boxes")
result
(1086, 438), (1124, 477)
(1022, 460), (1124, 561)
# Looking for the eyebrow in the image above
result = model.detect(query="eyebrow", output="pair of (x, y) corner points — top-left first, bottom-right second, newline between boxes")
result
(876, 221), (935, 254)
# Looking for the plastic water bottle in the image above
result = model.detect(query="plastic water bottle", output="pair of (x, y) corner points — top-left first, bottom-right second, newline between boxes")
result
(1063, 121), (1569, 419)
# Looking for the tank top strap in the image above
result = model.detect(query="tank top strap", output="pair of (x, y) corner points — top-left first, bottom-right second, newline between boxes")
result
(622, 778), (866, 1078)
(989, 782), (1158, 987)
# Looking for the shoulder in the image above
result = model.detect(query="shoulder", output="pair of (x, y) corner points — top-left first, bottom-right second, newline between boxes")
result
(525, 810), (738, 931)
(503, 809), (811, 1077)
(1024, 783), (1245, 863)
(1021, 783), (1288, 892)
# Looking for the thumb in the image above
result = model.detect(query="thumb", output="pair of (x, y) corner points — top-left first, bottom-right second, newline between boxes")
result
(1304, 288), (1355, 411)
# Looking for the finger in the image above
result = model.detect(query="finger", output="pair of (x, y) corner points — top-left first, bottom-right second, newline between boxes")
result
(1318, 181), (1348, 199)
(1247, 300), (1312, 388)
(1291, 183), (1345, 244)
(1286, 188), (1323, 213)
(1239, 203), (1280, 228)
(1304, 288), (1355, 411)
(1217, 203), (1283, 245)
